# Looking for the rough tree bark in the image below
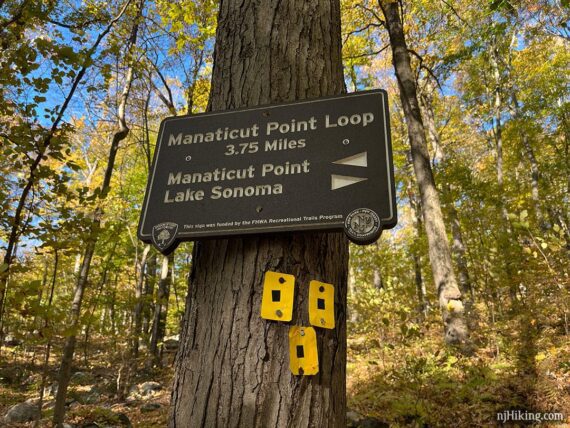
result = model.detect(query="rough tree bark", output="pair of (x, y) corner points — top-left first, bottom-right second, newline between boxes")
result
(379, 0), (468, 344)
(52, 4), (142, 424)
(170, 1), (349, 427)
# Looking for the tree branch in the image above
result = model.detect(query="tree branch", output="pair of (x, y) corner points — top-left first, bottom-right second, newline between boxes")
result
(440, 0), (471, 28)
(344, 44), (390, 60)
(356, 3), (385, 26)
(342, 22), (383, 45)
(408, 48), (443, 92)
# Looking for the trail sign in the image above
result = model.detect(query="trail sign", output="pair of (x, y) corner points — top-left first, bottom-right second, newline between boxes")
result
(138, 89), (397, 254)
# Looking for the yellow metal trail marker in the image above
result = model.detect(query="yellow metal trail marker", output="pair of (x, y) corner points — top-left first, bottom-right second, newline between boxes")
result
(288, 326), (318, 375)
(308, 280), (335, 329)
(260, 271), (295, 322)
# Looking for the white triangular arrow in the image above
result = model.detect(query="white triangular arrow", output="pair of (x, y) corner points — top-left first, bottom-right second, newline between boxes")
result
(332, 151), (368, 167)
(331, 174), (368, 190)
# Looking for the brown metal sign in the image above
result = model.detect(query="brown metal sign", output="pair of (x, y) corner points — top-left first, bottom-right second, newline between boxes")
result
(138, 90), (397, 254)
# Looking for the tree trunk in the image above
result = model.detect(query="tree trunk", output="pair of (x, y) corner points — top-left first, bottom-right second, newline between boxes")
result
(186, 49), (204, 114)
(37, 250), (59, 419)
(373, 269), (384, 290)
(407, 169), (428, 317)
(83, 246), (115, 365)
(110, 279), (117, 337)
(489, 40), (518, 299)
(170, 1), (348, 427)
(348, 264), (358, 323)
(449, 209), (473, 296)
(490, 44), (505, 196)
(419, 81), (474, 315)
(511, 93), (543, 225)
(31, 256), (50, 335)
(142, 253), (157, 336)
(52, 7), (141, 424)
(149, 254), (172, 366)
(372, 243), (384, 291)
(379, 0), (468, 344)
(418, 85), (444, 166)
(53, 239), (96, 426)
(132, 244), (151, 358)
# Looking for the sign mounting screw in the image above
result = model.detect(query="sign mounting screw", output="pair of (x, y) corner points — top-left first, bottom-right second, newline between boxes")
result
(342, 139), (350, 145)
(185, 155), (192, 161)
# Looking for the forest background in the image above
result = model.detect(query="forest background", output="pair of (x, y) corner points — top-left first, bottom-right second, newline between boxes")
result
(0, 0), (569, 426)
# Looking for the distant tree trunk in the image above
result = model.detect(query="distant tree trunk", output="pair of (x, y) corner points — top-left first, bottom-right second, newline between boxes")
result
(418, 85), (444, 166)
(132, 244), (151, 358)
(407, 171), (428, 317)
(348, 264), (358, 323)
(373, 269), (384, 290)
(52, 7), (141, 424)
(413, 251), (426, 315)
(110, 279), (117, 337)
(488, 40), (519, 299)
(52, 238), (97, 426)
(170, 1), (348, 426)
(511, 92), (543, 225)
(419, 82), (474, 315)
(379, 0), (468, 344)
(372, 244), (384, 290)
(73, 254), (82, 276)
(449, 209), (473, 301)
(185, 49), (204, 114)
(32, 256), (50, 335)
(149, 254), (172, 366)
(37, 249), (59, 418)
(489, 43), (506, 201)
(142, 254), (157, 336)
(83, 245), (116, 365)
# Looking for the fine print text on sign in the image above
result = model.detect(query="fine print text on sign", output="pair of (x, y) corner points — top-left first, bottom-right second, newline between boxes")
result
(138, 90), (397, 254)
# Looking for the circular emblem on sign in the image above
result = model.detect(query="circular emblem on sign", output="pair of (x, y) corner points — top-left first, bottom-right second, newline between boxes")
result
(344, 208), (381, 244)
